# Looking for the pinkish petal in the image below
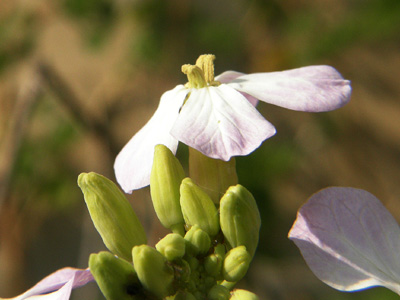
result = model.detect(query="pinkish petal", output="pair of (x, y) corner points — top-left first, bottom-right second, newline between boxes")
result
(114, 85), (188, 193)
(216, 71), (258, 107)
(1, 268), (93, 300)
(215, 70), (245, 83)
(22, 280), (73, 300)
(289, 187), (400, 294)
(170, 84), (276, 161)
(227, 65), (351, 112)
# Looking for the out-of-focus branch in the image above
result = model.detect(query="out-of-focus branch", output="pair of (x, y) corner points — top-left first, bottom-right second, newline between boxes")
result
(0, 68), (42, 211)
(38, 62), (120, 159)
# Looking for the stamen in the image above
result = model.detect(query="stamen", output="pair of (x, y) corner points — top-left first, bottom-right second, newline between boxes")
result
(182, 55), (220, 88)
(181, 64), (207, 89)
(196, 54), (216, 83)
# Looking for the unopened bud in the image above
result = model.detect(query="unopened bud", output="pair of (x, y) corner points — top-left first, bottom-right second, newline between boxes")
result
(220, 185), (261, 257)
(207, 284), (230, 300)
(204, 253), (223, 277)
(187, 256), (199, 271)
(222, 246), (251, 282)
(184, 225), (211, 256)
(180, 178), (220, 237)
(156, 233), (186, 261)
(78, 172), (147, 261)
(132, 245), (174, 299)
(189, 148), (237, 204)
(151, 145), (186, 236)
(89, 251), (142, 300)
(214, 244), (226, 258)
(230, 289), (260, 300)
(172, 259), (191, 283)
(171, 290), (197, 300)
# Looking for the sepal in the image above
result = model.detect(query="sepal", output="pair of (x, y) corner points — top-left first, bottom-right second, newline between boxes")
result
(155, 233), (186, 261)
(220, 185), (260, 257)
(222, 246), (251, 282)
(184, 225), (211, 256)
(89, 251), (142, 300)
(230, 289), (259, 300)
(132, 245), (174, 299)
(180, 178), (220, 237)
(207, 284), (230, 300)
(150, 145), (185, 236)
(78, 172), (147, 261)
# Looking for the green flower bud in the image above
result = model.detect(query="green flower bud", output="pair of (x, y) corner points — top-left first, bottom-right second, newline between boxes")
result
(204, 276), (216, 290)
(230, 289), (260, 300)
(207, 284), (230, 300)
(173, 259), (191, 283)
(220, 185), (261, 257)
(156, 233), (186, 261)
(186, 256), (200, 271)
(89, 251), (142, 300)
(193, 291), (204, 300)
(184, 225), (211, 256)
(180, 178), (220, 237)
(132, 245), (174, 299)
(171, 290), (197, 300)
(222, 246), (251, 282)
(214, 244), (226, 258)
(204, 253), (222, 277)
(78, 172), (147, 261)
(150, 145), (186, 236)
(189, 147), (238, 204)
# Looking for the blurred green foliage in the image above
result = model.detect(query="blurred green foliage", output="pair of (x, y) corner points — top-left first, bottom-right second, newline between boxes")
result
(284, 0), (400, 63)
(0, 12), (36, 74)
(62, 0), (116, 47)
(11, 95), (81, 212)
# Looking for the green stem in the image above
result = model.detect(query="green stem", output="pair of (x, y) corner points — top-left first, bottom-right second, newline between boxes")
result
(188, 147), (238, 205)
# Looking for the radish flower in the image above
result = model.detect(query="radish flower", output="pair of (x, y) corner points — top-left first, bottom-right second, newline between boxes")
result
(115, 55), (351, 193)
(289, 187), (400, 295)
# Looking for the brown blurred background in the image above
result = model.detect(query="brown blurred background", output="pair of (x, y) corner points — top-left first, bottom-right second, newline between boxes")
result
(1, 0), (400, 299)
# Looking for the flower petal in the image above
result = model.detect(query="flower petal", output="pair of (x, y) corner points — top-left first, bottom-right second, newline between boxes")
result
(1, 268), (93, 300)
(114, 85), (188, 193)
(227, 65), (351, 112)
(289, 187), (400, 294)
(215, 70), (245, 83)
(216, 71), (258, 107)
(170, 84), (276, 161)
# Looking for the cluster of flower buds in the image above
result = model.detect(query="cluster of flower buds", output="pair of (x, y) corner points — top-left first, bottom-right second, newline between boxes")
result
(78, 144), (261, 300)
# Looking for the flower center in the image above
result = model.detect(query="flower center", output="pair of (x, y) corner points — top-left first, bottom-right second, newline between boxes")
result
(182, 54), (220, 89)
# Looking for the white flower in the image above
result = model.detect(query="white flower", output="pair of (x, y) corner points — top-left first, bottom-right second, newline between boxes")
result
(115, 55), (351, 193)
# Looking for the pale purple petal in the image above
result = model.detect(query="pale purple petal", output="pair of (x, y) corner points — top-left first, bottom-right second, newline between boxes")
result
(289, 187), (400, 294)
(215, 70), (245, 83)
(170, 84), (276, 161)
(1, 268), (93, 300)
(227, 65), (351, 112)
(216, 71), (258, 107)
(114, 85), (188, 193)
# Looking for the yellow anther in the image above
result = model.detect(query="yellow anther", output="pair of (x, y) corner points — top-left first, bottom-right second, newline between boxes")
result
(196, 54), (216, 83)
(182, 55), (220, 88)
(181, 64), (207, 88)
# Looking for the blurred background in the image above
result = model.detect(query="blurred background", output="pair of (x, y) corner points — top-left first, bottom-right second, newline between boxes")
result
(1, 0), (400, 299)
